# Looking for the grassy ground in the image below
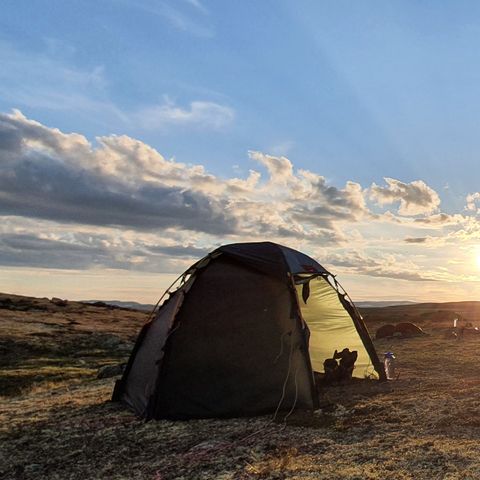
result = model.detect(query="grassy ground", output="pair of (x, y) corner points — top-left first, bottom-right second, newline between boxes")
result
(2, 294), (480, 479)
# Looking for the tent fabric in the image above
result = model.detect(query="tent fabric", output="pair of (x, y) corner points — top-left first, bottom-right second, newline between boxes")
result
(113, 241), (385, 419)
(151, 258), (315, 418)
(295, 276), (376, 378)
(278, 245), (328, 275)
(117, 289), (185, 416)
(215, 241), (328, 279)
(215, 242), (289, 279)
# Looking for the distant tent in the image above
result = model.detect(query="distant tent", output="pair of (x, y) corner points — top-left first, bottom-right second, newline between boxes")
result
(376, 322), (426, 339)
(376, 324), (396, 339)
(395, 322), (426, 337)
(113, 242), (385, 419)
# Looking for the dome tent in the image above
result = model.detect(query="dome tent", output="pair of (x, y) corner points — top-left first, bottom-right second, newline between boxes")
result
(113, 242), (385, 419)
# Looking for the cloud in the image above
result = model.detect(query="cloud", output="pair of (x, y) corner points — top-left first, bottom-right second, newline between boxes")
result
(0, 233), (110, 269)
(0, 41), (125, 126)
(136, 99), (234, 131)
(144, 243), (210, 258)
(0, 41), (233, 133)
(248, 151), (369, 226)
(413, 213), (463, 226)
(183, 0), (209, 15)
(249, 151), (293, 185)
(116, 0), (213, 37)
(268, 140), (295, 157)
(0, 111), (376, 245)
(326, 251), (435, 282)
(0, 229), (209, 272)
(0, 110), (235, 234)
(466, 192), (480, 212)
(2, 109), (472, 286)
(404, 237), (428, 244)
(369, 177), (440, 216)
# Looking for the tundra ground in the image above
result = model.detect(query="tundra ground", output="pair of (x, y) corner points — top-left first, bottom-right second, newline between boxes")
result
(2, 294), (480, 479)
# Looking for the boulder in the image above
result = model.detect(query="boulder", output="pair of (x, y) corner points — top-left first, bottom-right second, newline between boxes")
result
(51, 297), (68, 307)
(0, 298), (13, 309)
(97, 363), (126, 379)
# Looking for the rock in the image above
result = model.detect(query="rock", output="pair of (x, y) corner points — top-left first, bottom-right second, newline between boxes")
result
(51, 297), (68, 306)
(332, 404), (348, 417)
(25, 464), (42, 473)
(89, 301), (116, 309)
(97, 363), (126, 379)
(118, 342), (134, 352)
(101, 335), (125, 348)
(0, 298), (13, 309)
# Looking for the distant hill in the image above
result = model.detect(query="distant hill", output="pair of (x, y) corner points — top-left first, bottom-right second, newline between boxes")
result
(359, 300), (480, 330)
(360, 300), (480, 314)
(356, 300), (417, 308)
(82, 300), (155, 312)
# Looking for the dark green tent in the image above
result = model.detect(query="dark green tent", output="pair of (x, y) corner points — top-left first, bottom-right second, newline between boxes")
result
(113, 242), (384, 419)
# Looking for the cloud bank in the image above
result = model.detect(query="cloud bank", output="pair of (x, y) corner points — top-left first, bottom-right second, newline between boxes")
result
(1, 110), (478, 286)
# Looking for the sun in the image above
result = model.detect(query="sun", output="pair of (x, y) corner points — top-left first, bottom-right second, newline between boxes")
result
(477, 254), (480, 269)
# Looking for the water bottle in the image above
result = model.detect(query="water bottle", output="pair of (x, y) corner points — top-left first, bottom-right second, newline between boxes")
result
(384, 352), (396, 380)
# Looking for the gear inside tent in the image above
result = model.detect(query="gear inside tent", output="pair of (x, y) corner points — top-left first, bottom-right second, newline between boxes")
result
(113, 242), (385, 419)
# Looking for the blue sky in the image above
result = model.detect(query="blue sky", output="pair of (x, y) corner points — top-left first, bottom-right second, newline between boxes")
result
(1, 1), (480, 301)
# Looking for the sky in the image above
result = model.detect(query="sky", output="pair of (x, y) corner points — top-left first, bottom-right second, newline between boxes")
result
(1, 0), (480, 303)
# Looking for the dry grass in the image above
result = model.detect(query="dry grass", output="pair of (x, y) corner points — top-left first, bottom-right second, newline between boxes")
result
(2, 294), (480, 479)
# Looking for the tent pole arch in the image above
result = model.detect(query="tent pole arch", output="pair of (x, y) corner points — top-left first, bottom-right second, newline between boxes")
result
(143, 252), (220, 325)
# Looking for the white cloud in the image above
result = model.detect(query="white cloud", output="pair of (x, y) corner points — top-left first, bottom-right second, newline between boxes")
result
(413, 213), (465, 226)
(136, 99), (235, 131)
(369, 177), (441, 216)
(0, 40), (131, 130)
(0, 110), (367, 243)
(2, 109), (480, 296)
(183, 0), (209, 15)
(115, 0), (214, 37)
(268, 140), (295, 156)
(249, 151), (293, 185)
(466, 192), (480, 212)
(325, 250), (435, 282)
(0, 41), (231, 134)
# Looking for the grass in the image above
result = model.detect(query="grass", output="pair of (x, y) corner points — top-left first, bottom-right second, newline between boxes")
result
(2, 293), (480, 479)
